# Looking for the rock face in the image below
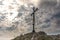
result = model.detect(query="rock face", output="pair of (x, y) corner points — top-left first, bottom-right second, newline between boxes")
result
(12, 31), (60, 40)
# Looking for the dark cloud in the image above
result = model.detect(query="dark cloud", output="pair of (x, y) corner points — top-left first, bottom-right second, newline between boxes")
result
(33, 0), (60, 35)
(53, 19), (60, 28)
(40, 0), (57, 7)
(0, 1), (3, 5)
(0, 25), (17, 32)
(56, 20), (60, 27)
(17, 13), (22, 17)
(41, 23), (51, 28)
(53, 12), (60, 19)
(18, 6), (26, 12)
(6, 25), (16, 31)
(0, 16), (5, 21)
(18, 5), (29, 13)
(25, 15), (32, 26)
(0, 27), (4, 31)
(44, 19), (51, 23)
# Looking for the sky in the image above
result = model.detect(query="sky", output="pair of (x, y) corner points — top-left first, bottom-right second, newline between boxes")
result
(0, 0), (60, 40)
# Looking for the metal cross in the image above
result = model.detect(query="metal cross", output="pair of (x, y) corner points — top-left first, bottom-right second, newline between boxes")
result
(31, 7), (38, 33)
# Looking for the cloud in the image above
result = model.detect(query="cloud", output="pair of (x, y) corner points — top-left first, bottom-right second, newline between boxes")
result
(34, 0), (60, 35)
(0, 0), (60, 39)
(0, 16), (5, 22)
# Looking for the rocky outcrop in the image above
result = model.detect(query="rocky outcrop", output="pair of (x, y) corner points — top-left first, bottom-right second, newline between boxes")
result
(12, 31), (60, 40)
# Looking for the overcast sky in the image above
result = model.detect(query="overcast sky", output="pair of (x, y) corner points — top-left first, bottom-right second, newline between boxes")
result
(0, 0), (60, 40)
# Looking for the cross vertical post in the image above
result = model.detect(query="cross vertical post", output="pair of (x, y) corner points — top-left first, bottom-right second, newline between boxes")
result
(31, 7), (38, 33)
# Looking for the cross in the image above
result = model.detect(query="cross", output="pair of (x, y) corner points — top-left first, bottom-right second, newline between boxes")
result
(31, 7), (38, 33)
